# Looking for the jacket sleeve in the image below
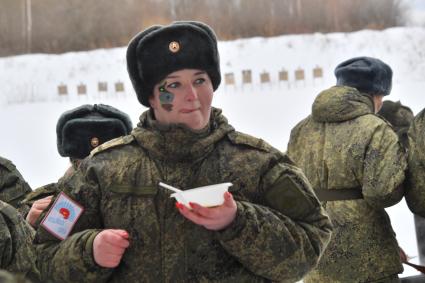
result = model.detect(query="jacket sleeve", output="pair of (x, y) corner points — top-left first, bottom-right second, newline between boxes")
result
(0, 201), (39, 281)
(34, 163), (113, 283)
(406, 110), (425, 216)
(20, 183), (59, 220)
(216, 158), (332, 282)
(362, 123), (406, 208)
(0, 158), (32, 210)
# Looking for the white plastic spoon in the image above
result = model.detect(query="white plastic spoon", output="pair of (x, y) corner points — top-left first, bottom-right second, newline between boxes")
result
(158, 182), (189, 206)
(158, 182), (183, 194)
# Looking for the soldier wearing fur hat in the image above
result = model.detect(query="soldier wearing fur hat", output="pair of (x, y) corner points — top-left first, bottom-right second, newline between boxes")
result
(22, 104), (132, 227)
(34, 21), (332, 282)
(406, 108), (425, 217)
(287, 56), (406, 282)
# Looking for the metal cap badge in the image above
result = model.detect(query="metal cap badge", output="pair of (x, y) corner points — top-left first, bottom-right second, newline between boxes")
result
(90, 137), (100, 148)
(169, 41), (180, 53)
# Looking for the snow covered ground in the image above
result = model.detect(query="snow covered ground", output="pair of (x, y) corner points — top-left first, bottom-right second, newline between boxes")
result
(1, 27), (425, 277)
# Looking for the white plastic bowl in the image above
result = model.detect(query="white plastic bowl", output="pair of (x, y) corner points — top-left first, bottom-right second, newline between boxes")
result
(171, 182), (233, 208)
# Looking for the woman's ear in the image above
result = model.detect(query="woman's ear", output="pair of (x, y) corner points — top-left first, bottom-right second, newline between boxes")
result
(148, 95), (157, 110)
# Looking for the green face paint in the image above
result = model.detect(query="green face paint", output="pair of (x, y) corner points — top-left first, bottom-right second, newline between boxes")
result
(158, 81), (174, 112)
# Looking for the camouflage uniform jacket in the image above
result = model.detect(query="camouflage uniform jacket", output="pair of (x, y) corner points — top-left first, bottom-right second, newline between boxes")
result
(287, 86), (406, 283)
(406, 108), (425, 216)
(0, 157), (32, 214)
(21, 167), (75, 220)
(0, 270), (31, 283)
(35, 107), (332, 283)
(20, 183), (59, 220)
(0, 200), (39, 281)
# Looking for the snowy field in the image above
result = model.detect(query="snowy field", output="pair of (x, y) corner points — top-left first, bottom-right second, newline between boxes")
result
(1, 27), (425, 277)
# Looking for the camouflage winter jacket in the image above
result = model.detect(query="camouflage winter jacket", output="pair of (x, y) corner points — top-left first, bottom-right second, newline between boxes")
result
(0, 270), (31, 283)
(35, 107), (332, 283)
(21, 167), (75, 221)
(406, 108), (425, 217)
(0, 200), (39, 281)
(0, 157), (32, 214)
(20, 183), (59, 221)
(287, 86), (406, 283)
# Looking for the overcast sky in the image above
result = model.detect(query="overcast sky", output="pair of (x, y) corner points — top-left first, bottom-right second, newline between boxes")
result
(410, 0), (425, 10)
(405, 0), (425, 26)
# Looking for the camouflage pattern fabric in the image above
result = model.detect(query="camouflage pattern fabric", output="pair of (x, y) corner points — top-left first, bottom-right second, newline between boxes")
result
(378, 100), (414, 149)
(0, 270), (31, 283)
(406, 108), (425, 217)
(20, 183), (58, 220)
(0, 201), (39, 281)
(35, 107), (332, 283)
(0, 157), (32, 214)
(287, 86), (406, 283)
(21, 166), (76, 220)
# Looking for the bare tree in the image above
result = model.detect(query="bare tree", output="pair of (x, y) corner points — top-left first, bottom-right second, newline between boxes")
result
(0, 0), (409, 56)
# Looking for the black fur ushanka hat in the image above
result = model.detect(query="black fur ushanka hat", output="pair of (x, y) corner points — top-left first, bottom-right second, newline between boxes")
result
(127, 21), (221, 107)
(56, 104), (133, 159)
(378, 100), (414, 129)
(335, 56), (393, 96)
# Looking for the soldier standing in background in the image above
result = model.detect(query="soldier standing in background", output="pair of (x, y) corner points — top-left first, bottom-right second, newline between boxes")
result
(0, 156), (32, 214)
(405, 107), (425, 276)
(378, 100), (425, 278)
(287, 57), (406, 282)
(406, 108), (425, 217)
(34, 21), (332, 282)
(22, 104), (133, 227)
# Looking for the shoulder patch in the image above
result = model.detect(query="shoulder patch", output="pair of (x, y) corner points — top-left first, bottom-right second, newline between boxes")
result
(89, 135), (135, 157)
(227, 131), (273, 152)
(40, 192), (84, 240)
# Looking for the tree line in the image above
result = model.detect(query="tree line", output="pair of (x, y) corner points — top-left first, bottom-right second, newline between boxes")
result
(0, 0), (407, 57)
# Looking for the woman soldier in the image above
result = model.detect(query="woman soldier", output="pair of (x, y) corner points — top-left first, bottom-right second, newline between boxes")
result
(35, 21), (332, 282)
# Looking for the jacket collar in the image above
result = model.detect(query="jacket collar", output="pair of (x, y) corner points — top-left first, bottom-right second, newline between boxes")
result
(132, 107), (234, 162)
(312, 86), (374, 123)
